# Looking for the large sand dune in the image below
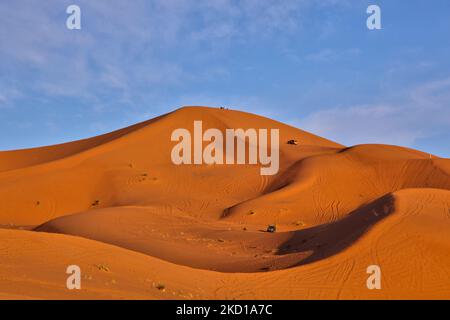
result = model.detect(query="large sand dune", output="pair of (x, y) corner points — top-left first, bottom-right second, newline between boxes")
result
(1, 106), (450, 299)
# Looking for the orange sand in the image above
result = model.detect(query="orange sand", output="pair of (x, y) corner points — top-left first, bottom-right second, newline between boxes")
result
(1, 106), (449, 299)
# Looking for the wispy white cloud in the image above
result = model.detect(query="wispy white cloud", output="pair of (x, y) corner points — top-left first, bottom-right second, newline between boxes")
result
(0, 0), (348, 111)
(295, 78), (450, 149)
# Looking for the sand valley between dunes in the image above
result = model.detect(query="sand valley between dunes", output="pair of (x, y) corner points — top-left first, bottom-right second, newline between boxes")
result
(1, 106), (450, 300)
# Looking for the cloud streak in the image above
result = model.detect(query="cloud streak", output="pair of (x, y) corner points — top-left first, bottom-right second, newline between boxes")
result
(296, 78), (450, 155)
(0, 0), (348, 109)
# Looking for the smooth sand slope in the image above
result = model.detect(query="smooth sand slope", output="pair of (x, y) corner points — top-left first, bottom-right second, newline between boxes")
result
(1, 106), (450, 299)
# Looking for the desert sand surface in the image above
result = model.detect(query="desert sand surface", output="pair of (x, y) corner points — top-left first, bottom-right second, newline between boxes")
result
(1, 106), (450, 299)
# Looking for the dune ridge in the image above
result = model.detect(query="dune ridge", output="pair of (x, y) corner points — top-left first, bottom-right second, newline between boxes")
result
(1, 106), (450, 299)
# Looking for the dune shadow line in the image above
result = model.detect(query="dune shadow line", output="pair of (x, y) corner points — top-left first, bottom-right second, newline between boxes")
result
(277, 193), (396, 267)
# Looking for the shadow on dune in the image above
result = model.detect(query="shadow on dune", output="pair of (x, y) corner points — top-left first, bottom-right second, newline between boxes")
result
(33, 194), (397, 273)
(276, 193), (396, 268)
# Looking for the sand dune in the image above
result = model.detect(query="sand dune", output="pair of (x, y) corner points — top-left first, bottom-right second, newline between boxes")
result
(1, 106), (450, 299)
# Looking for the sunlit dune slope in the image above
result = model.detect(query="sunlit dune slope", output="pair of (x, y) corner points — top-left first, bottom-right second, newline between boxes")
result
(1, 106), (450, 299)
(0, 106), (342, 226)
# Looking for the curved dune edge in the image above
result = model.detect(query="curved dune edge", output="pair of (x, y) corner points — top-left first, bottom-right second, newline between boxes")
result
(0, 107), (342, 226)
(0, 106), (450, 299)
(33, 187), (449, 275)
(2, 188), (450, 299)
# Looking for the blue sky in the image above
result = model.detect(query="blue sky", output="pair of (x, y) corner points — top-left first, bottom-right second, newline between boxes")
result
(0, 0), (449, 157)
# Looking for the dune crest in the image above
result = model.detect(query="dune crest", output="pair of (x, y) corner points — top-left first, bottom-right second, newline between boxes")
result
(1, 106), (450, 299)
